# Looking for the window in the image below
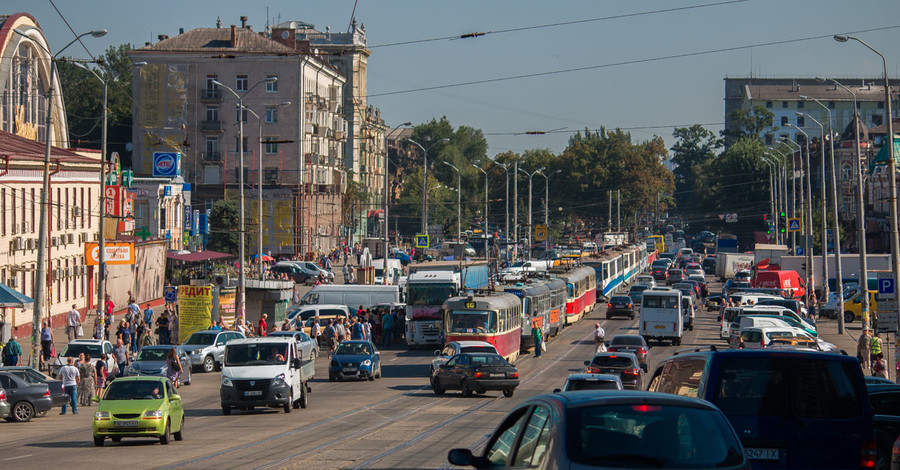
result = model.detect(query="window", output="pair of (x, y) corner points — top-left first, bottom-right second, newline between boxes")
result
(235, 107), (248, 123)
(485, 407), (530, 466)
(235, 74), (248, 92)
(265, 137), (278, 154)
(265, 107), (278, 123)
(266, 75), (278, 92)
(765, 101), (773, 108)
(841, 165), (852, 181)
(782, 101), (788, 108)
(828, 101), (835, 109)
(797, 101), (804, 109)
(781, 116), (789, 126)
(797, 116), (805, 127)
(878, 101), (885, 109)
(206, 137), (219, 153)
(206, 75), (218, 90)
(234, 136), (249, 152)
(765, 134), (773, 145)
(206, 107), (219, 121)
(512, 406), (551, 467)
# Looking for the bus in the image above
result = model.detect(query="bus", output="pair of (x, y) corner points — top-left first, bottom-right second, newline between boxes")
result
(443, 293), (523, 363)
(503, 282), (551, 352)
(558, 266), (597, 324)
(647, 235), (665, 254)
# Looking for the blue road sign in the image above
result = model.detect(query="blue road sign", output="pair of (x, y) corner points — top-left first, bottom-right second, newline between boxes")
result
(795, 247), (804, 256)
(879, 278), (895, 295)
(788, 218), (801, 232)
(164, 286), (177, 302)
(416, 234), (430, 249)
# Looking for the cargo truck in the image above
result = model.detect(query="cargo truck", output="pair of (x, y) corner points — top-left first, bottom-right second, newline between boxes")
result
(715, 253), (755, 281)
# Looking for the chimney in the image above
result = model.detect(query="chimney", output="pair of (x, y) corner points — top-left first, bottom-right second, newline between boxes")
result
(271, 28), (297, 49)
(240, 16), (248, 28)
(230, 25), (237, 47)
(179, 27), (184, 35)
(157, 34), (166, 41)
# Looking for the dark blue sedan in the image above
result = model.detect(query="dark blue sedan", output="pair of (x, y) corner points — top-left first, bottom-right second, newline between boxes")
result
(329, 340), (382, 381)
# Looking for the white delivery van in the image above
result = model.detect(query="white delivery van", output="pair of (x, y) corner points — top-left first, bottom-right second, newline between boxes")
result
(372, 258), (403, 285)
(220, 337), (314, 415)
(640, 287), (683, 346)
(299, 285), (400, 311)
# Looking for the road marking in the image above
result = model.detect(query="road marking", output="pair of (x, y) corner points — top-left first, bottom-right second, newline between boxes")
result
(4, 454), (33, 461)
(390, 357), (400, 362)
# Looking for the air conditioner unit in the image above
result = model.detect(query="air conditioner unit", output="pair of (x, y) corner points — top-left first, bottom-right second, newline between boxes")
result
(67, 233), (75, 244)
(50, 236), (58, 247)
(78, 233), (85, 243)
(80, 266), (87, 275)
(93, 233), (100, 242)
(25, 238), (34, 250)
(316, 126), (328, 137)
(51, 270), (57, 281)
(66, 267), (73, 277)
(7, 277), (17, 288)
(72, 206), (82, 218)
(14, 237), (24, 250)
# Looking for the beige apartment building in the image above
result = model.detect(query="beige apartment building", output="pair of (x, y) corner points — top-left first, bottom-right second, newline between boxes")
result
(129, 19), (347, 256)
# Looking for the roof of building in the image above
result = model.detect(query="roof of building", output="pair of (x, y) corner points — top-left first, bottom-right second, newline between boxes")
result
(740, 83), (887, 102)
(867, 118), (900, 136)
(136, 27), (297, 54)
(0, 130), (97, 164)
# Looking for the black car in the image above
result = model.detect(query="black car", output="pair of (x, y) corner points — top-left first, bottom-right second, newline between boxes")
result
(0, 366), (66, 408)
(868, 384), (900, 470)
(606, 335), (649, 371)
(702, 256), (717, 273)
(606, 295), (635, 319)
(583, 352), (643, 390)
(431, 353), (519, 397)
(0, 372), (53, 422)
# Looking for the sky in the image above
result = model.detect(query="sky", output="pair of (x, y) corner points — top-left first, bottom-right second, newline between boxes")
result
(11, 0), (900, 157)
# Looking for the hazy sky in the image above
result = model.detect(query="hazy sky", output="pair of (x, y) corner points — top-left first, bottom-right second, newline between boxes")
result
(11, 0), (900, 157)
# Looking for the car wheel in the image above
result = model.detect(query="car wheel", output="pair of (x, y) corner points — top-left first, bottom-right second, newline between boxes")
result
(368, 371), (375, 381)
(221, 405), (231, 416)
(159, 421), (171, 445)
(93, 436), (105, 447)
(173, 417), (184, 441)
(630, 313), (635, 320)
(431, 378), (445, 395)
(461, 379), (473, 397)
(111, 436), (122, 443)
(844, 311), (855, 323)
(12, 401), (34, 422)
(375, 366), (382, 379)
(503, 389), (515, 398)
(328, 373), (336, 382)
(299, 383), (309, 409)
(309, 350), (317, 362)
(284, 393), (293, 413)
(203, 355), (216, 373)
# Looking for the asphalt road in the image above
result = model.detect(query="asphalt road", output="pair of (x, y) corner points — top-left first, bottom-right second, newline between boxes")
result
(0, 282), (727, 469)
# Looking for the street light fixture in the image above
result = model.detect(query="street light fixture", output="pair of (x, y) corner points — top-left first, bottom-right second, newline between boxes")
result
(13, 27), (106, 368)
(496, 163), (510, 263)
(785, 129), (815, 295)
(211, 76), (277, 324)
(781, 137), (803, 254)
(472, 163), (490, 260)
(835, 34), (899, 344)
(819, 76), (870, 329)
(406, 138), (449, 237)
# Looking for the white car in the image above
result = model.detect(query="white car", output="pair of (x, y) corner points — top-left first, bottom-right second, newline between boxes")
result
(51, 339), (116, 378)
(734, 270), (752, 283)
(431, 341), (497, 374)
(178, 329), (245, 373)
(633, 275), (656, 288)
(685, 268), (704, 278)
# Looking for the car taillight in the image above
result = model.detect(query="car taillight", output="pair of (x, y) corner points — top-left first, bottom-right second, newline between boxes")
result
(0, 391), (5, 400)
(623, 368), (640, 376)
(474, 372), (487, 378)
(862, 439), (876, 468)
(585, 366), (599, 373)
(627, 303), (633, 309)
(43, 390), (51, 397)
(607, 303), (612, 309)
(631, 404), (662, 412)
(607, 346), (618, 352)
(509, 372), (519, 378)
(637, 348), (647, 355)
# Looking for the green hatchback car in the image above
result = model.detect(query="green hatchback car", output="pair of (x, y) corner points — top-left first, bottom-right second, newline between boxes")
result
(92, 376), (184, 446)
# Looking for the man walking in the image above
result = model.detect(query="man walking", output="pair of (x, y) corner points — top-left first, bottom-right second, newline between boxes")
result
(594, 323), (607, 352)
(871, 332), (884, 370)
(2, 335), (21, 366)
(67, 304), (81, 341)
(323, 319), (337, 358)
(59, 356), (80, 415)
(532, 322), (543, 358)
(857, 328), (872, 372)
(382, 310), (395, 348)
(113, 338), (129, 379)
(143, 303), (154, 327)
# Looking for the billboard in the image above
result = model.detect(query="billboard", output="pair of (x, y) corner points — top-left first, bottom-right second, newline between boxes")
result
(85, 242), (135, 266)
(178, 285), (212, 341)
(152, 152), (181, 177)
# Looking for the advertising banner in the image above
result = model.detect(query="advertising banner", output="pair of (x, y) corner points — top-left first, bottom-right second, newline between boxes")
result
(178, 285), (213, 340)
(85, 242), (135, 266)
(153, 152), (181, 177)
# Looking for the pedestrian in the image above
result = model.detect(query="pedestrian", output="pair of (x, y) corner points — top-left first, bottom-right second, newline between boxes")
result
(532, 322), (544, 358)
(169, 306), (180, 345)
(40, 320), (53, 371)
(2, 335), (21, 366)
(311, 316), (321, 346)
(871, 332), (884, 368)
(78, 353), (95, 406)
(59, 356), (80, 415)
(258, 313), (268, 337)
(127, 299), (140, 324)
(156, 311), (171, 344)
(361, 315), (372, 342)
(166, 347), (183, 389)
(350, 316), (365, 340)
(66, 304), (81, 341)
(324, 319), (337, 358)
(104, 294), (115, 325)
(95, 355), (108, 397)
(343, 264), (350, 284)
(235, 319), (249, 337)
(281, 318), (290, 331)
(808, 292), (818, 321)
(873, 353), (889, 379)
(858, 327), (873, 372)
(594, 323), (606, 352)
(334, 316), (346, 343)
(120, 321), (133, 353)
(143, 303), (154, 326)
(113, 338), (129, 377)
(382, 310), (395, 348)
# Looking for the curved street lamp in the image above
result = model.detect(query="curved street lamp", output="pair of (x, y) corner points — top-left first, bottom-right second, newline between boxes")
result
(406, 137), (449, 236)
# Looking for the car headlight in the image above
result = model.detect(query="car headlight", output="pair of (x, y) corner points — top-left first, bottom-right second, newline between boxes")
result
(222, 376), (233, 387)
(94, 411), (110, 420)
(127, 365), (137, 374)
(361, 359), (372, 367)
(143, 410), (163, 419)
(272, 373), (287, 387)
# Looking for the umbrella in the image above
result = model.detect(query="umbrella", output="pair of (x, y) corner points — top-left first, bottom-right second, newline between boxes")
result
(251, 254), (275, 261)
(0, 282), (34, 308)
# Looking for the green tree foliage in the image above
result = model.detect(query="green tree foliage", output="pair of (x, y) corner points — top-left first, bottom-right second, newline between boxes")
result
(699, 137), (771, 240)
(721, 105), (775, 147)
(207, 200), (241, 254)
(670, 125), (720, 214)
(57, 44), (134, 165)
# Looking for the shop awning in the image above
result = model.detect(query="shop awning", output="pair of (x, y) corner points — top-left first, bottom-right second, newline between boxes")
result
(0, 283), (34, 308)
(166, 250), (234, 263)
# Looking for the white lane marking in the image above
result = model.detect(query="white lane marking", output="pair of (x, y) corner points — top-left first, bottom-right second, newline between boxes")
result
(4, 454), (33, 461)
(390, 357), (400, 362)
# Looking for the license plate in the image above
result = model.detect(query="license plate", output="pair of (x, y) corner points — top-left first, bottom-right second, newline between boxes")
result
(744, 448), (779, 460)
(490, 373), (505, 378)
(344, 368), (357, 372)
(614, 305), (624, 309)
(243, 390), (263, 397)
(654, 325), (666, 329)
(115, 420), (139, 427)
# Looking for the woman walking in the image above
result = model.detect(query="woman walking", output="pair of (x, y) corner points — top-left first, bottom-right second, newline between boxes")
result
(78, 354), (96, 406)
(166, 348), (183, 389)
(95, 354), (108, 397)
(40, 320), (53, 371)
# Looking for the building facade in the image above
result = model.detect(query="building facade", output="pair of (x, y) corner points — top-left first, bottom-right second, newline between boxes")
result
(129, 18), (347, 256)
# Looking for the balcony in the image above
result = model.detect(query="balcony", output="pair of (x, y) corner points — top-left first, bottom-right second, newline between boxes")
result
(202, 151), (221, 162)
(200, 89), (223, 102)
(200, 120), (224, 133)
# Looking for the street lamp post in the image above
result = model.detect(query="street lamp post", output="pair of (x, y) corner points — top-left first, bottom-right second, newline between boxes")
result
(473, 163), (489, 260)
(799, 112), (832, 307)
(821, 77), (869, 329)
(761, 158), (777, 242)
(788, 127), (816, 296)
(497, 163), (510, 263)
(518, 167), (544, 259)
(834, 35), (897, 336)
(384, 122), (411, 281)
(443, 162), (462, 243)
(406, 138), (449, 237)
(212, 77), (277, 323)
(13, 28), (106, 368)
(782, 137), (808, 276)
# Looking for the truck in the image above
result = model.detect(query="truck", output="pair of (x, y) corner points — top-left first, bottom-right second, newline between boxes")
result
(299, 285), (400, 310)
(499, 260), (554, 282)
(715, 252), (755, 281)
(219, 337), (314, 414)
(753, 243), (790, 269)
(372, 258), (403, 285)
(405, 261), (491, 349)
(640, 287), (683, 346)
(716, 235), (739, 254)
(779, 254), (892, 291)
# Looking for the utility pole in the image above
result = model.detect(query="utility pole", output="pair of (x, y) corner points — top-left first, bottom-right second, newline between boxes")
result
(617, 189), (621, 233)
(608, 190), (612, 231)
(513, 161), (518, 261)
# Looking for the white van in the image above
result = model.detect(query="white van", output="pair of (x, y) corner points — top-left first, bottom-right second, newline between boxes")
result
(640, 287), (683, 345)
(299, 285), (400, 311)
(372, 258), (403, 285)
(728, 293), (782, 306)
(286, 304), (351, 326)
(220, 337), (314, 415)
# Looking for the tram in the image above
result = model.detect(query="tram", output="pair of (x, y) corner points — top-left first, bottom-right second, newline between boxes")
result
(545, 277), (567, 337)
(558, 266), (597, 324)
(442, 293), (522, 363)
(502, 282), (551, 352)
(584, 244), (649, 300)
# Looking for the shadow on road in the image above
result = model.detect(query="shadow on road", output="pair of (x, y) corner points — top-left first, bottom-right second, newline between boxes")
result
(26, 441), (93, 448)
(381, 364), (428, 379)
(185, 408), (227, 417)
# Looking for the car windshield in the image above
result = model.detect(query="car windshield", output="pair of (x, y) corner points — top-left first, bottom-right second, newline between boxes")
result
(183, 332), (217, 346)
(103, 380), (166, 400)
(335, 343), (372, 356)
(565, 380), (620, 391)
(407, 283), (457, 306)
(460, 346), (496, 354)
(60, 344), (102, 358)
(225, 343), (289, 366)
(449, 310), (497, 334)
(136, 349), (168, 361)
(629, 286), (649, 293)
(565, 404), (744, 467)
(715, 356), (862, 419)
(643, 295), (679, 309)
(590, 356), (635, 368)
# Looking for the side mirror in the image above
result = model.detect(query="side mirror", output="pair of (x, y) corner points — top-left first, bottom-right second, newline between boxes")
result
(291, 358), (301, 369)
(553, 388), (562, 393)
(216, 342), (225, 346)
(434, 350), (441, 356)
(169, 394), (181, 401)
(642, 364), (648, 372)
(375, 351), (380, 355)
(439, 364), (447, 369)
(584, 360), (591, 366)
(447, 448), (476, 467)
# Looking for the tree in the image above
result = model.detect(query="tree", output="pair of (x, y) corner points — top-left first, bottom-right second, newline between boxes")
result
(721, 105), (775, 147)
(670, 125), (720, 215)
(207, 200), (241, 254)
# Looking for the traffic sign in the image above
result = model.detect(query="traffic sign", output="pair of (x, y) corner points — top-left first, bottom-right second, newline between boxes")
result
(415, 234), (430, 249)
(878, 301), (898, 313)
(164, 286), (178, 302)
(877, 311), (898, 333)
(795, 247), (804, 256)
(534, 224), (548, 242)
(787, 218), (801, 232)
(879, 277), (896, 296)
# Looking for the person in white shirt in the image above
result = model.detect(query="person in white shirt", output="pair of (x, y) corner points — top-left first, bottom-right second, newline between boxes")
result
(66, 305), (81, 341)
(594, 323), (607, 352)
(59, 357), (80, 415)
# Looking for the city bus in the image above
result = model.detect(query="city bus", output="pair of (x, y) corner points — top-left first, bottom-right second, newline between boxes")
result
(442, 293), (522, 363)
(647, 235), (665, 254)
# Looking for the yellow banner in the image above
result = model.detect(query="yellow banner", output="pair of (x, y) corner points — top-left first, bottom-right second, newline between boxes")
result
(178, 285), (213, 341)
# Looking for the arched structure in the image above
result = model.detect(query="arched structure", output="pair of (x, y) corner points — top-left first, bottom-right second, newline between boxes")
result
(0, 13), (69, 147)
